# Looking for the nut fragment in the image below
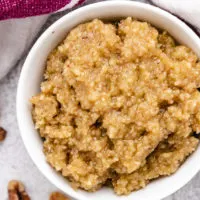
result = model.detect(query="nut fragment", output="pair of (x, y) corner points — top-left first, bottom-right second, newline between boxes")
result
(8, 180), (30, 200)
(50, 192), (69, 200)
(0, 127), (6, 141)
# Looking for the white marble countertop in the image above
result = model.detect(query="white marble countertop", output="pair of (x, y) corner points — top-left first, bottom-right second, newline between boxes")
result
(0, 0), (200, 199)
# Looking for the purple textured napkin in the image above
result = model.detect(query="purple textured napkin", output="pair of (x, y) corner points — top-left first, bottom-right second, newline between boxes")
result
(0, 0), (84, 20)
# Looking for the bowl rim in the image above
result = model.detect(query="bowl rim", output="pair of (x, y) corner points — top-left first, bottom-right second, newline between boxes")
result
(17, 1), (200, 200)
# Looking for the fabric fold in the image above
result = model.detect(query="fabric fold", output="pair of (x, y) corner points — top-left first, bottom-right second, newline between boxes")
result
(0, 15), (48, 80)
(151, 0), (200, 34)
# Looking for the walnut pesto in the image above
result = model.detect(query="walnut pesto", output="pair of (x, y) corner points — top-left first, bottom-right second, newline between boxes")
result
(31, 17), (200, 195)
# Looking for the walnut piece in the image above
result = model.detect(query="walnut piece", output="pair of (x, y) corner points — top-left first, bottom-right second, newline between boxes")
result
(0, 127), (6, 141)
(49, 192), (69, 200)
(8, 180), (30, 200)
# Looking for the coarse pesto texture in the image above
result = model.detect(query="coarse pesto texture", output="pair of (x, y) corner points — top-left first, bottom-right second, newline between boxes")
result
(31, 17), (200, 195)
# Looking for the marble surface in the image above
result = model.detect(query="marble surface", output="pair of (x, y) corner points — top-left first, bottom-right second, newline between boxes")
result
(0, 0), (200, 199)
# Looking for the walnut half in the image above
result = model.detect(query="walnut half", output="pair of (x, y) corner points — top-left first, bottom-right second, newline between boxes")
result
(8, 180), (30, 200)
(49, 192), (69, 200)
(0, 127), (6, 141)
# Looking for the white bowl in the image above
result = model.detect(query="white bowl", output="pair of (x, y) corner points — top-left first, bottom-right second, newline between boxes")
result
(17, 1), (200, 200)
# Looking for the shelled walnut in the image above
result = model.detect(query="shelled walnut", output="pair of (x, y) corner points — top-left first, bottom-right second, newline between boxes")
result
(50, 192), (69, 200)
(8, 180), (30, 200)
(0, 127), (6, 141)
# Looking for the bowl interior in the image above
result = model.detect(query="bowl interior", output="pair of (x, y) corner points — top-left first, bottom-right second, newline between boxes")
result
(17, 1), (200, 200)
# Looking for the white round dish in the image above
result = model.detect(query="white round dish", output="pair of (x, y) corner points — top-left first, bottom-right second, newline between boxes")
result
(17, 1), (200, 200)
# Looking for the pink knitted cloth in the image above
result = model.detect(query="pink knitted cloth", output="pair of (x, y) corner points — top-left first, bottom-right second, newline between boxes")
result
(0, 0), (84, 20)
